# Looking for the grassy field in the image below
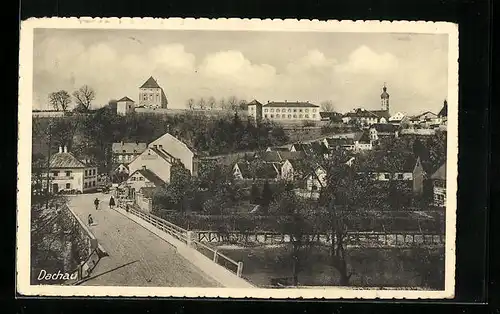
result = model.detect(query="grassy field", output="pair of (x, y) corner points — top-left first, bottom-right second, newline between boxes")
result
(218, 245), (445, 289)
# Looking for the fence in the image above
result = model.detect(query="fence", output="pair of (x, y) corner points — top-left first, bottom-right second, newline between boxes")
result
(125, 205), (244, 277)
(195, 230), (445, 248)
(59, 205), (108, 284)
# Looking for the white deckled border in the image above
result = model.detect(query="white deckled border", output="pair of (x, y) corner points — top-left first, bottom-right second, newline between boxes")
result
(17, 17), (459, 299)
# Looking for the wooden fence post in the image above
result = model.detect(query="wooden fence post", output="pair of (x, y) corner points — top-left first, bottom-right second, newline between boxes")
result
(186, 231), (193, 248)
(213, 250), (218, 263)
(237, 262), (243, 277)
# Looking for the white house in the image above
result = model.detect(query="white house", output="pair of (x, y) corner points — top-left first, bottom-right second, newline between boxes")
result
(388, 112), (407, 125)
(261, 101), (321, 121)
(126, 166), (165, 192)
(431, 162), (446, 207)
(44, 146), (98, 193)
(116, 96), (135, 116)
(148, 133), (197, 175)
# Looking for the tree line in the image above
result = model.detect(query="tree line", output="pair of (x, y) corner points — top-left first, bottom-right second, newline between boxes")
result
(47, 85), (96, 112)
(185, 95), (248, 111)
(32, 106), (289, 172)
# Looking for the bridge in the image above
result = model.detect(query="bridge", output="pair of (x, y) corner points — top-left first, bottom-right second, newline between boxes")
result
(65, 193), (253, 287)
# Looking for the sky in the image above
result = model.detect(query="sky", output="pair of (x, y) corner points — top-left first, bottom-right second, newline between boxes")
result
(32, 29), (449, 115)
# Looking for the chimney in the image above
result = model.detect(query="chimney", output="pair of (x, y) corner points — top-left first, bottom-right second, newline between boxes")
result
(58, 146), (63, 153)
(63, 146), (68, 153)
(121, 141), (124, 146)
(142, 165), (146, 170)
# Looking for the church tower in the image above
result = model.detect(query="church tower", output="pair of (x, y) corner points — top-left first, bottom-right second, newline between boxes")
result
(381, 83), (390, 112)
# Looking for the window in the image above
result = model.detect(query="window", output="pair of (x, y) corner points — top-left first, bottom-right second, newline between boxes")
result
(84, 182), (88, 188)
(312, 114), (316, 118)
(52, 171), (59, 176)
(299, 109), (303, 113)
(130, 177), (136, 181)
(293, 109), (297, 112)
(276, 109), (280, 113)
(288, 109), (292, 112)
(123, 150), (126, 153)
(311, 185), (318, 191)
(384, 173), (390, 180)
(84, 170), (88, 176)
(93, 169), (96, 175)
(293, 114), (297, 118)
(299, 114), (303, 118)
(282, 114), (286, 118)
(305, 114), (309, 118)
(288, 114), (291, 118)
(270, 114), (274, 118)
(264, 109), (268, 113)
(313, 109), (317, 112)
(65, 171), (71, 177)
(139, 177), (144, 181)
(66, 183), (71, 189)
(305, 109), (309, 112)
(397, 173), (404, 180)
(264, 114), (268, 118)
(270, 109), (274, 112)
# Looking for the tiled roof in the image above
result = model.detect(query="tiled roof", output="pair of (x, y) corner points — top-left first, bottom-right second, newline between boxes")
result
(344, 109), (381, 118)
(140, 76), (161, 89)
(370, 123), (398, 133)
(320, 111), (343, 121)
(150, 147), (177, 164)
(267, 147), (289, 152)
(278, 151), (305, 161)
(369, 110), (391, 119)
(310, 141), (329, 154)
(412, 111), (437, 119)
(257, 151), (282, 163)
(247, 99), (263, 106)
(359, 152), (419, 173)
(431, 162), (446, 180)
(135, 168), (165, 187)
(263, 101), (319, 108)
(325, 138), (355, 146)
(235, 162), (279, 180)
(49, 152), (87, 168)
(117, 96), (134, 102)
(112, 142), (147, 154)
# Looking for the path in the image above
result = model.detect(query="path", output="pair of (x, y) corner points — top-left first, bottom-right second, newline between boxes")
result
(67, 193), (220, 287)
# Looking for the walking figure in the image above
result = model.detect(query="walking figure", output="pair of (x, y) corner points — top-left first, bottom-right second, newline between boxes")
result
(87, 214), (93, 226)
(109, 196), (115, 209)
(94, 198), (100, 210)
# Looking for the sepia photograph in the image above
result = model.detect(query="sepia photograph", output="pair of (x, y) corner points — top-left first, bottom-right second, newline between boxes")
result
(17, 18), (458, 299)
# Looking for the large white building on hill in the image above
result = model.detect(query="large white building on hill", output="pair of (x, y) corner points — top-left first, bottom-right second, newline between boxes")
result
(248, 100), (321, 122)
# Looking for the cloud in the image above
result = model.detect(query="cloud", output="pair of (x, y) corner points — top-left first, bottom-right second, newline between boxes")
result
(286, 49), (337, 74)
(148, 44), (196, 74)
(198, 50), (277, 89)
(336, 45), (399, 74)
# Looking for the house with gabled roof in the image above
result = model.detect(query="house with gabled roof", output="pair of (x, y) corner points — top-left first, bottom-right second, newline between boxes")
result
(281, 159), (327, 195)
(232, 161), (280, 181)
(126, 165), (165, 192)
(357, 152), (425, 194)
(138, 76), (168, 109)
(112, 141), (148, 165)
(117, 96), (135, 116)
(42, 146), (98, 194)
(431, 162), (446, 207)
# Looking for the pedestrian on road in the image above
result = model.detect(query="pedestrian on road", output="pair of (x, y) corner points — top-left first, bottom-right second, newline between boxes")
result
(88, 214), (93, 226)
(94, 198), (100, 210)
(109, 196), (115, 209)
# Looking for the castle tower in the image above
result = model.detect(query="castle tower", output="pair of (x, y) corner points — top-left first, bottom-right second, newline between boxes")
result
(381, 83), (390, 112)
(138, 76), (168, 109)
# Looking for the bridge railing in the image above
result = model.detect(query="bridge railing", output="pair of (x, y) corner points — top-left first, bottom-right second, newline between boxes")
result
(128, 206), (189, 245)
(123, 204), (244, 277)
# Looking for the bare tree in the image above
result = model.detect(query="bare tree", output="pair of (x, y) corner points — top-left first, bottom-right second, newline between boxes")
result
(207, 96), (216, 110)
(238, 99), (247, 111)
(219, 98), (227, 110)
(321, 100), (335, 112)
(227, 96), (239, 112)
(198, 97), (206, 110)
(73, 85), (95, 111)
(48, 90), (72, 112)
(186, 98), (195, 110)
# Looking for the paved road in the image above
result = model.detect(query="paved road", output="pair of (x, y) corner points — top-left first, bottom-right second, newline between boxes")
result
(67, 193), (220, 287)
